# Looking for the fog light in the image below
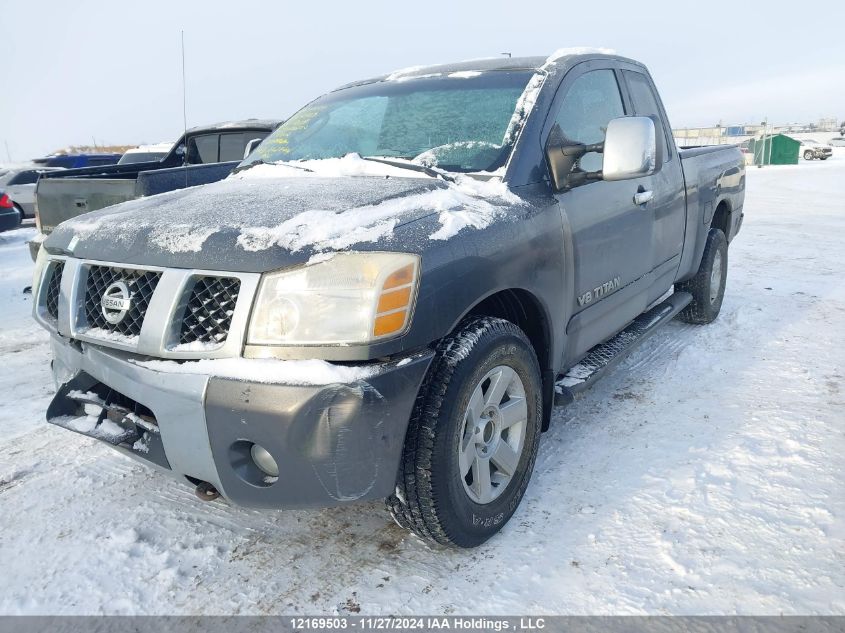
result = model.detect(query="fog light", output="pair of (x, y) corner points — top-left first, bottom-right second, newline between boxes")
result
(250, 443), (279, 477)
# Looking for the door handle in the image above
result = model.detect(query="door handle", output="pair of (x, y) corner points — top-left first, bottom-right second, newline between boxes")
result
(634, 189), (653, 205)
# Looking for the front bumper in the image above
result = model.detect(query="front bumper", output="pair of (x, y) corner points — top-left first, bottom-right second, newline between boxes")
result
(47, 335), (433, 508)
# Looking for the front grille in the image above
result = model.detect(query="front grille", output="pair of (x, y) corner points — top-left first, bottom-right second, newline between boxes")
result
(45, 261), (64, 321)
(179, 276), (241, 346)
(84, 266), (161, 337)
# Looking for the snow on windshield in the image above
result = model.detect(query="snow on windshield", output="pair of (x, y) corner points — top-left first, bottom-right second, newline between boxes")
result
(246, 72), (534, 173)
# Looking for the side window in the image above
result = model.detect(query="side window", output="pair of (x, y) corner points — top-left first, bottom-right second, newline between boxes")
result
(219, 131), (269, 162)
(219, 133), (246, 162)
(549, 69), (625, 174)
(9, 170), (38, 185)
(187, 134), (220, 164)
(623, 70), (671, 162)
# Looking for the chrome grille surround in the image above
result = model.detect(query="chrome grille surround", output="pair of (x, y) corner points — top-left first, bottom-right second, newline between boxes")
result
(178, 276), (242, 347)
(84, 265), (161, 338)
(44, 261), (64, 322)
(33, 256), (261, 360)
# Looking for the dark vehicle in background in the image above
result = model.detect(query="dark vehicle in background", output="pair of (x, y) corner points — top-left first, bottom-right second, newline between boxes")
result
(3, 167), (65, 220)
(33, 153), (122, 169)
(0, 190), (22, 232)
(34, 53), (744, 548)
(31, 119), (281, 258)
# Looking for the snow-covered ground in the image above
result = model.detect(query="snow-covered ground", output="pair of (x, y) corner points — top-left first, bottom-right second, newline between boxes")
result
(0, 156), (843, 615)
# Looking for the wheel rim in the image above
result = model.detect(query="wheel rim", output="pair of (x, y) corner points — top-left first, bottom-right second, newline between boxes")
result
(709, 249), (723, 304)
(458, 365), (528, 505)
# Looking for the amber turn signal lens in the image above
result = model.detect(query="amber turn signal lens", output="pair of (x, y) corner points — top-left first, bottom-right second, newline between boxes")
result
(373, 310), (408, 337)
(377, 287), (411, 313)
(383, 264), (414, 290)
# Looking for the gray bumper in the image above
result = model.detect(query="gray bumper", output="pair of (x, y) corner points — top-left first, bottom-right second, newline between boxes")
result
(48, 336), (433, 508)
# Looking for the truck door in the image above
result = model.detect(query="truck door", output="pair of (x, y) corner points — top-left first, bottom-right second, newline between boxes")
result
(620, 69), (686, 304)
(547, 66), (655, 359)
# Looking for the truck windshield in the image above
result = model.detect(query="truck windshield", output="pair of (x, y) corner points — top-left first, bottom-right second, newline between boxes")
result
(244, 70), (535, 173)
(117, 152), (168, 165)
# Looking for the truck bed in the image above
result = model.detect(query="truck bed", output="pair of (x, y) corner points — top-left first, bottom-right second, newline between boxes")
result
(676, 144), (745, 281)
(35, 162), (237, 234)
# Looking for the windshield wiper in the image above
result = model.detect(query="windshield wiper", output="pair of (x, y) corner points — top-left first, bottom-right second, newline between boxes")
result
(231, 159), (315, 175)
(358, 156), (456, 183)
(231, 159), (264, 175)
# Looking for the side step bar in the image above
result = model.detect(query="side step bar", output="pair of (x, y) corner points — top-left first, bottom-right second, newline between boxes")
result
(554, 291), (692, 405)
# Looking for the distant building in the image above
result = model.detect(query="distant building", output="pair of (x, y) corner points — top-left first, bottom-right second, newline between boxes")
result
(818, 118), (838, 131)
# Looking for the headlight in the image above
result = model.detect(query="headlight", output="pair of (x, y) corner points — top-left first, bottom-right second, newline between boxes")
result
(31, 245), (49, 298)
(247, 252), (420, 346)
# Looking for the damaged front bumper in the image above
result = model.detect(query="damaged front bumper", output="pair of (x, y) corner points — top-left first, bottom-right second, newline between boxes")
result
(47, 336), (433, 508)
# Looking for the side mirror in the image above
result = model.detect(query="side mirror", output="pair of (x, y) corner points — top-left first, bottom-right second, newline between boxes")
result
(243, 138), (263, 159)
(602, 116), (657, 181)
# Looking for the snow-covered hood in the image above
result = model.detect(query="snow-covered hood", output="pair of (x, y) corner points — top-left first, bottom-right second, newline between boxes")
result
(45, 170), (521, 273)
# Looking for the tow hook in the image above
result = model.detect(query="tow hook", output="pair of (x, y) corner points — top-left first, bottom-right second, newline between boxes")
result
(194, 481), (220, 501)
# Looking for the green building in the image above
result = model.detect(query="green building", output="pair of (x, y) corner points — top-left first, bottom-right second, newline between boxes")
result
(748, 134), (800, 165)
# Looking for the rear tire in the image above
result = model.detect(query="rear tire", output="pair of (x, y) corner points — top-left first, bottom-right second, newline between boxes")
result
(387, 316), (542, 548)
(675, 228), (728, 324)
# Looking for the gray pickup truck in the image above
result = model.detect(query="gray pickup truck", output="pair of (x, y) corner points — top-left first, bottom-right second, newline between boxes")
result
(32, 52), (744, 548)
(31, 120), (280, 259)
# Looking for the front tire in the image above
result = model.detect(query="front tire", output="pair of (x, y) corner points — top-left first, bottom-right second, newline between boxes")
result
(804, 150), (814, 160)
(675, 228), (728, 324)
(388, 316), (542, 548)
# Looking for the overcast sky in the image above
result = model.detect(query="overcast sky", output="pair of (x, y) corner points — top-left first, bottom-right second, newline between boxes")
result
(2, 0), (843, 160)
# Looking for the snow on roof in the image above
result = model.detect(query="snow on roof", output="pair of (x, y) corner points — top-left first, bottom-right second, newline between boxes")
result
(124, 143), (172, 154)
(448, 71), (483, 79)
(185, 119), (282, 134)
(373, 50), (617, 86)
(543, 47), (617, 67)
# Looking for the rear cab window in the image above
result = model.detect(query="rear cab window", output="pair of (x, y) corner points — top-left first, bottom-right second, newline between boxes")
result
(548, 68), (626, 176)
(186, 131), (271, 164)
(187, 134), (220, 164)
(622, 70), (673, 164)
(219, 131), (270, 162)
(8, 170), (39, 185)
